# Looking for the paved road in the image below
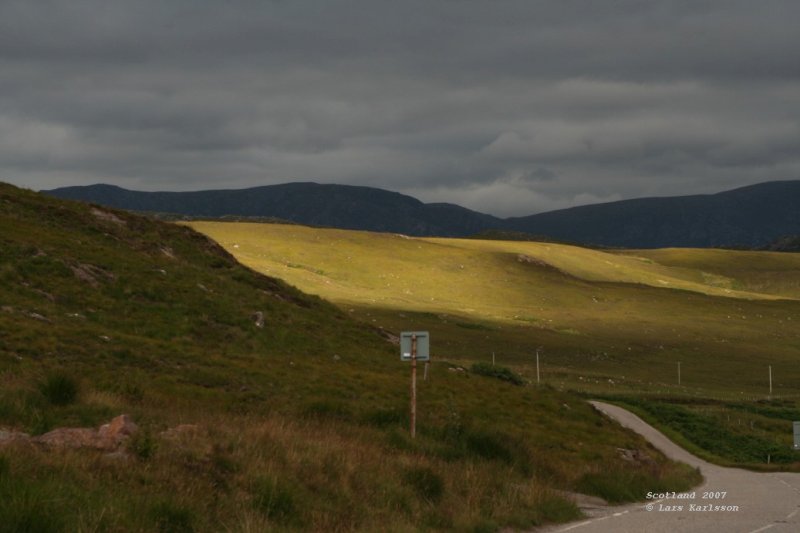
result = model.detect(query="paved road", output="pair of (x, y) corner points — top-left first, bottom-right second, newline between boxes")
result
(536, 401), (800, 533)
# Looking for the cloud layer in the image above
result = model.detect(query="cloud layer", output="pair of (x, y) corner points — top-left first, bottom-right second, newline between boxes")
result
(2, 0), (799, 215)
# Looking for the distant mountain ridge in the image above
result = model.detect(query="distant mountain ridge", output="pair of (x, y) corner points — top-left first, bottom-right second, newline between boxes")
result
(45, 182), (500, 238)
(44, 180), (800, 248)
(508, 180), (800, 248)
(764, 235), (800, 252)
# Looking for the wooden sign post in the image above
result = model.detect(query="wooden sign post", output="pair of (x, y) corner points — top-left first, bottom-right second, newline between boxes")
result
(401, 331), (430, 439)
(411, 334), (417, 439)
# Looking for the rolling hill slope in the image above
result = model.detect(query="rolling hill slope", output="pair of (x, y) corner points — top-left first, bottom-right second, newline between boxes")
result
(188, 221), (800, 398)
(0, 183), (703, 531)
(616, 248), (800, 299)
(189, 220), (800, 469)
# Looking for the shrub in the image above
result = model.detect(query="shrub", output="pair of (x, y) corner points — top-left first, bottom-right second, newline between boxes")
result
(39, 373), (79, 406)
(150, 501), (195, 533)
(385, 428), (415, 451)
(575, 462), (701, 504)
(0, 475), (65, 533)
(465, 430), (514, 463)
(119, 382), (145, 404)
(29, 411), (54, 436)
(471, 519), (499, 533)
(575, 470), (651, 503)
(470, 362), (525, 386)
(128, 430), (157, 460)
(403, 466), (444, 504)
(363, 407), (406, 428)
(534, 491), (581, 523)
(435, 424), (534, 474)
(251, 476), (300, 525)
(210, 445), (239, 475)
(302, 400), (352, 421)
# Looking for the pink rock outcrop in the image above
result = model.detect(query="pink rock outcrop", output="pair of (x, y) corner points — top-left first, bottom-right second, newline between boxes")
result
(33, 414), (138, 451)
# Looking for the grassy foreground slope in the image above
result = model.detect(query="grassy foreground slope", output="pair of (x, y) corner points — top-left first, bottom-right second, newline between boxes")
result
(0, 183), (701, 532)
(188, 222), (800, 469)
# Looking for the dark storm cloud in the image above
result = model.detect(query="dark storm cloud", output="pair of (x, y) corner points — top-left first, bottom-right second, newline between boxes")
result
(1, 0), (799, 215)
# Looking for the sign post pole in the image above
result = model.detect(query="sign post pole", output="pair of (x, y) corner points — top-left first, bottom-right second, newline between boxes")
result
(411, 333), (417, 439)
(400, 331), (428, 439)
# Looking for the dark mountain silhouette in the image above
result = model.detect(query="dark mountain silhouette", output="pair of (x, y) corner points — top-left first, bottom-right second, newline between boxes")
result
(44, 180), (800, 248)
(763, 235), (800, 252)
(44, 182), (501, 237)
(506, 181), (800, 248)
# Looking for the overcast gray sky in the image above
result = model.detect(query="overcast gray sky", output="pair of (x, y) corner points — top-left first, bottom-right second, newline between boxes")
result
(1, 0), (799, 216)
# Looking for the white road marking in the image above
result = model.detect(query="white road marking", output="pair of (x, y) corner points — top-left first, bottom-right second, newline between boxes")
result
(556, 519), (595, 531)
(748, 524), (775, 533)
(554, 509), (630, 531)
(787, 509), (799, 519)
(777, 478), (800, 494)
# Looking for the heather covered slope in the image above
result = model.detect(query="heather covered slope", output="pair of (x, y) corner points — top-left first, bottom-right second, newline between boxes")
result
(0, 183), (700, 531)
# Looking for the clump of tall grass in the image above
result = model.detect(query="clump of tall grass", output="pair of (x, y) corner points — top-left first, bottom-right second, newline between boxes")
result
(251, 476), (301, 527)
(39, 372), (79, 406)
(128, 429), (158, 460)
(576, 461), (702, 503)
(149, 500), (195, 533)
(403, 466), (444, 503)
(0, 461), (66, 533)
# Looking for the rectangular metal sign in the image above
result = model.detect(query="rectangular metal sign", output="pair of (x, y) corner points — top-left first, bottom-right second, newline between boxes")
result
(400, 331), (430, 361)
(794, 421), (800, 450)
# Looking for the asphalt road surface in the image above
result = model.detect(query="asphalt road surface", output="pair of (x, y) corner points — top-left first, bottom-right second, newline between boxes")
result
(537, 401), (800, 533)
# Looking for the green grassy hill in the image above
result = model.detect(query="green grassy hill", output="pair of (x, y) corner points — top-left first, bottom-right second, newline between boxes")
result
(188, 221), (800, 470)
(0, 183), (702, 532)
(617, 248), (800, 299)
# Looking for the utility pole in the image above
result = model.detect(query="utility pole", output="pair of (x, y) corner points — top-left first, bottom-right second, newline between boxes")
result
(677, 362), (681, 386)
(536, 347), (541, 385)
